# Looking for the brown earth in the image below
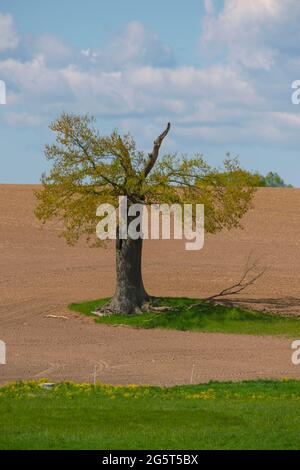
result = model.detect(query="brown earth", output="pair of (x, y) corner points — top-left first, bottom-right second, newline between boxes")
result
(0, 185), (300, 386)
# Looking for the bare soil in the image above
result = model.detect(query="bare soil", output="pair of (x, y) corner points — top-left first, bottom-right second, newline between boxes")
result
(0, 185), (300, 385)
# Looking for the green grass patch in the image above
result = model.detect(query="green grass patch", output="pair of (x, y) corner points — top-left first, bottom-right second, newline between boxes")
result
(1, 380), (300, 450)
(69, 297), (300, 337)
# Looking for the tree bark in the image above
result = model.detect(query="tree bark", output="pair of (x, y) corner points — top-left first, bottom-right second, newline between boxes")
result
(109, 235), (149, 314)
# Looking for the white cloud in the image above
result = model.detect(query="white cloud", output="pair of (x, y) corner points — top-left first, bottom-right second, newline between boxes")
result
(200, 0), (300, 70)
(32, 34), (74, 66)
(204, 0), (215, 15)
(81, 21), (175, 69)
(127, 65), (257, 103)
(2, 111), (44, 127)
(1, 9), (300, 154)
(60, 64), (259, 121)
(0, 56), (71, 99)
(0, 13), (18, 53)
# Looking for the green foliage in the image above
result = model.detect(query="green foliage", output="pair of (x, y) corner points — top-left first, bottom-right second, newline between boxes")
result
(1, 380), (300, 449)
(35, 113), (258, 245)
(257, 171), (293, 188)
(69, 297), (300, 337)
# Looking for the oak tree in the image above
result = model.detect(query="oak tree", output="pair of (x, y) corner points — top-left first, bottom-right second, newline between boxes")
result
(35, 113), (257, 314)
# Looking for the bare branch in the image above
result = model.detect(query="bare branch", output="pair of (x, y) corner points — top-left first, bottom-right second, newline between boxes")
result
(189, 254), (269, 310)
(144, 123), (171, 177)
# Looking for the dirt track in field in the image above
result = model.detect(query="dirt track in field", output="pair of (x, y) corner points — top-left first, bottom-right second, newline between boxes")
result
(1, 185), (300, 386)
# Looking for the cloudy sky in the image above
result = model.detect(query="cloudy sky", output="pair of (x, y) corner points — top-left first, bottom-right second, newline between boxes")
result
(1, 0), (300, 185)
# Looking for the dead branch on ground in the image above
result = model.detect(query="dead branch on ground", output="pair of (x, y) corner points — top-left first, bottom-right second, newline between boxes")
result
(189, 254), (269, 310)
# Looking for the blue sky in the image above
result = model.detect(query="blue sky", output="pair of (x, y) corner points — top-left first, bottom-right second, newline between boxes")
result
(1, 0), (300, 185)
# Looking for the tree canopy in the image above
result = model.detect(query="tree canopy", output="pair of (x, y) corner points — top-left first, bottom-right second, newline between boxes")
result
(35, 113), (258, 247)
(257, 171), (292, 188)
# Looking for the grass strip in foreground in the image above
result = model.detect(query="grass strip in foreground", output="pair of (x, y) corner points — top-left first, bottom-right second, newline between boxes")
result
(0, 379), (300, 450)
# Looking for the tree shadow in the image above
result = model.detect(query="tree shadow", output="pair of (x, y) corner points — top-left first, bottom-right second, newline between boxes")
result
(214, 297), (300, 317)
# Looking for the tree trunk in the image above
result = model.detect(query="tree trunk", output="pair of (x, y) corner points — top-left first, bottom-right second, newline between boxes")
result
(106, 234), (149, 315)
